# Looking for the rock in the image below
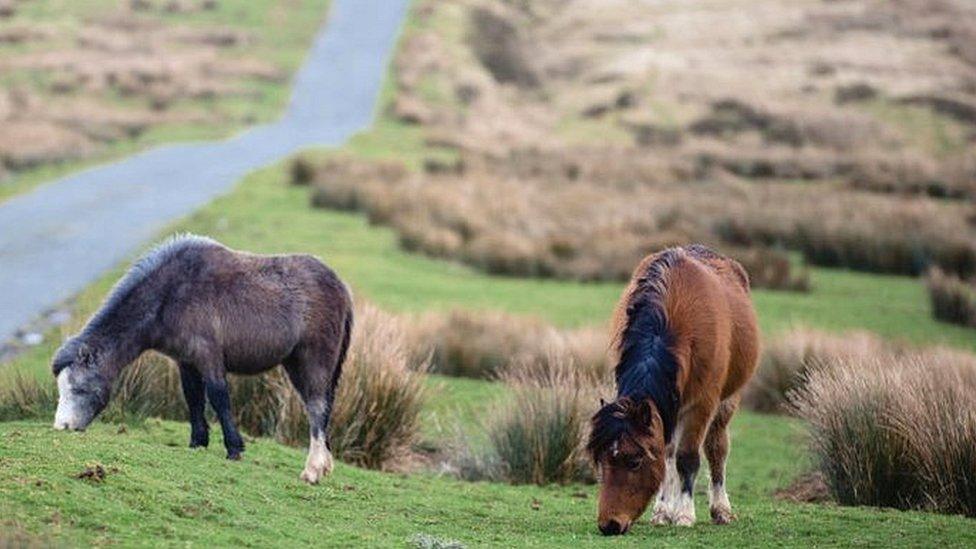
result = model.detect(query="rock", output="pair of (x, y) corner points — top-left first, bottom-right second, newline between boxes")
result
(834, 82), (878, 104)
(391, 95), (433, 125)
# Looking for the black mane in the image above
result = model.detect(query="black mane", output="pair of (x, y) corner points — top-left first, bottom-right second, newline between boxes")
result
(588, 249), (682, 458)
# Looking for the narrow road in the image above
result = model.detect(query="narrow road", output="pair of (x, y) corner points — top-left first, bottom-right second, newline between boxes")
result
(0, 0), (410, 343)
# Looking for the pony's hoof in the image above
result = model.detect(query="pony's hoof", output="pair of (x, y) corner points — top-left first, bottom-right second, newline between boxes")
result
(710, 507), (735, 525)
(226, 451), (243, 461)
(649, 509), (672, 526)
(189, 440), (209, 449)
(672, 513), (695, 527)
(300, 468), (321, 485)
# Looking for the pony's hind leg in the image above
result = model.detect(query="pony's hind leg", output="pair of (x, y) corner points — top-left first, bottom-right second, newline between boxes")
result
(178, 363), (209, 448)
(283, 347), (338, 485)
(705, 398), (739, 525)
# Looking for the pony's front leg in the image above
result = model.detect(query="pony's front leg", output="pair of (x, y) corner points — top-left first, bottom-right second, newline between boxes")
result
(178, 363), (209, 448)
(203, 372), (245, 460)
(672, 404), (716, 527)
(650, 445), (677, 525)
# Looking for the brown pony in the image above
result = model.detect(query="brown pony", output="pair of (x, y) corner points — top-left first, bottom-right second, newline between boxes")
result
(587, 245), (759, 535)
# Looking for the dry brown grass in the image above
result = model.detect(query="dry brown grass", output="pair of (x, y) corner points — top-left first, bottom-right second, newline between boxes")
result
(481, 350), (610, 485)
(343, 0), (976, 282)
(791, 350), (976, 516)
(926, 268), (976, 328)
(305, 150), (976, 280)
(327, 305), (429, 469)
(743, 328), (895, 414)
(402, 309), (610, 380)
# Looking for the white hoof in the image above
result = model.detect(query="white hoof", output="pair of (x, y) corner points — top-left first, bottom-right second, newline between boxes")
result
(300, 467), (322, 485)
(300, 437), (333, 485)
(650, 507), (672, 526)
(672, 493), (696, 526)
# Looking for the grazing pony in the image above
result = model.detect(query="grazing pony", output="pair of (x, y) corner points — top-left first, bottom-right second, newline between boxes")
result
(52, 235), (353, 484)
(587, 245), (759, 534)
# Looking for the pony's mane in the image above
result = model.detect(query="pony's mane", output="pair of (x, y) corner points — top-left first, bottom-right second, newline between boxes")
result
(85, 234), (220, 332)
(588, 249), (683, 457)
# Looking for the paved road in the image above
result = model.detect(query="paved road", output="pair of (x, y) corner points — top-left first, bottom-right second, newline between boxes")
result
(0, 0), (410, 343)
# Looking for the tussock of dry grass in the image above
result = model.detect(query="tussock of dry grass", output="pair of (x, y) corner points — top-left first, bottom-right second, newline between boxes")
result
(926, 268), (976, 328)
(327, 305), (429, 469)
(403, 309), (610, 380)
(481, 352), (609, 485)
(791, 351), (976, 517)
(743, 328), (894, 414)
(0, 372), (58, 422)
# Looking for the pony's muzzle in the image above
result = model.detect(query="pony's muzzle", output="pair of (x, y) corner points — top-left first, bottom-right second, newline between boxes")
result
(599, 519), (628, 536)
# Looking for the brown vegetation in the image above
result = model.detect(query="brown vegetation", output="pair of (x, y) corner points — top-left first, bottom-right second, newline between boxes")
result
(303, 149), (976, 281)
(479, 350), (610, 485)
(926, 268), (976, 327)
(791, 351), (976, 517)
(302, 0), (976, 283)
(743, 328), (896, 414)
(402, 309), (610, 380)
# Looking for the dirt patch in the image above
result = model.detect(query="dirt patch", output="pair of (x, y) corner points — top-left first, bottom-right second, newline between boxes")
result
(75, 464), (108, 483)
(775, 472), (832, 504)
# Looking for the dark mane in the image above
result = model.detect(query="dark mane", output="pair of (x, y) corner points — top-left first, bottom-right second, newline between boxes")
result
(588, 249), (682, 457)
(84, 234), (219, 334)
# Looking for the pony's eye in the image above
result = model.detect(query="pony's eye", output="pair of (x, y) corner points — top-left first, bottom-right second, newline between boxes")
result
(627, 458), (642, 471)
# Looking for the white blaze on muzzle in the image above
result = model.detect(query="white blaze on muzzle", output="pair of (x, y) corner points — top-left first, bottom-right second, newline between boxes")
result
(53, 368), (82, 430)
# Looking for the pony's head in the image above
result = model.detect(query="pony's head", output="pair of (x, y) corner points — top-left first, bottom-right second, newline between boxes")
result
(51, 337), (112, 431)
(587, 397), (666, 536)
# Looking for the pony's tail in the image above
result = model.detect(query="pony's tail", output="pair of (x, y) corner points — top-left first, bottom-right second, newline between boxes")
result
(330, 307), (353, 397)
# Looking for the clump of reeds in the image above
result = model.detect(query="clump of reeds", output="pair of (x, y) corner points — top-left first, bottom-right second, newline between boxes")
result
(791, 351), (976, 517)
(743, 328), (893, 414)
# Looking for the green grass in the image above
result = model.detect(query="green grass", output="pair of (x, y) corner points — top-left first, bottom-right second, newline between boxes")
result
(3, 405), (974, 547)
(0, 0), (332, 203)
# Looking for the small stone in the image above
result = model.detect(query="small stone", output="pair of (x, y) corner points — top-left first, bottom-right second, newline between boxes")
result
(22, 332), (43, 346)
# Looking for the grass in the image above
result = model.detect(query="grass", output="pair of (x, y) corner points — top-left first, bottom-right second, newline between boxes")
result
(4, 406), (976, 547)
(0, 0), (332, 204)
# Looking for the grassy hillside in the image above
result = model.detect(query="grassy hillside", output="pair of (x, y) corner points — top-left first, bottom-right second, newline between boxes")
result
(3, 0), (976, 545)
(4, 399), (975, 547)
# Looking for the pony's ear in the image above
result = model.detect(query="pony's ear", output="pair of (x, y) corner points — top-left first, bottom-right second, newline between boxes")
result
(76, 343), (96, 367)
(632, 399), (655, 430)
